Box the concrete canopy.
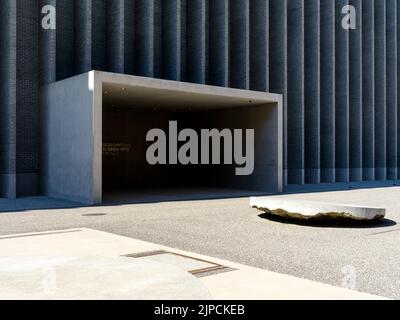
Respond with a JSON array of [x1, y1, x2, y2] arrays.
[[41, 71, 283, 204], [102, 75, 279, 111]]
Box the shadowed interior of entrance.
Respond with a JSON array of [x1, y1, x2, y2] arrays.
[[101, 79, 280, 200]]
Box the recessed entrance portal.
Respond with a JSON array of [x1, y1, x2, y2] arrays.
[[42, 71, 282, 204]]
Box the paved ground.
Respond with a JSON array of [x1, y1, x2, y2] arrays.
[[0, 187, 400, 299], [0, 228, 383, 300]]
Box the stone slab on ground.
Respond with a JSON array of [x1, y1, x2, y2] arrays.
[[250, 197, 386, 221]]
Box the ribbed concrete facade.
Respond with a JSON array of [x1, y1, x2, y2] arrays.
[[1, 0, 400, 198]]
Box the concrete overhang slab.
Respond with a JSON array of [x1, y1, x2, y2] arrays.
[[99, 71, 281, 111]]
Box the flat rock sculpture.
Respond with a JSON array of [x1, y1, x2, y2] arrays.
[[250, 197, 386, 222]]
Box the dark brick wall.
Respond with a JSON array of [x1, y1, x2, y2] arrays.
[[0, 0, 17, 197], [57, 0, 74, 80], [16, 0, 39, 195]]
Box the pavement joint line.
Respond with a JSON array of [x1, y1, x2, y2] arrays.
[[125, 250, 224, 268], [124, 250, 169, 259], [190, 266, 233, 277], [367, 228, 400, 236], [0, 229, 83, 241], [195, 267, 238, 278]]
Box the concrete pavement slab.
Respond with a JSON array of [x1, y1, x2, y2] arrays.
[[0, 228, 386, 300], [0, 256, 211, 300]]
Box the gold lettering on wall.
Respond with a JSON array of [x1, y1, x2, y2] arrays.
[[103, 143, 132, 157]]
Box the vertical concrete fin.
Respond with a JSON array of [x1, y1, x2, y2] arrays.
[[39, 0, 57, 196], [135, 0, 155, 77], [209, 0, 229, 87], [349, 0, 363, 181], [106, 0, 135, 74], [398, 1, 400, 179], [250, 0, 269, 92], [229, 0, 250, 89], [374, 0, 387, 180], [0, 0, 17, 198], [56, 0, 74, 80], [74, 0, 92, 74], [386, 0, 398, 180], [72, 0, 107, 73], [269, 0, 288, 185], [180, 0, 187, 82], [39, 0, 57, 85], [16, 0, 40, 196], [153, 0, 162, 79], [123, 0, 135, 75], [335, 0, 350, 183], [135, 0, 162, 78], [304, 0, 321, 184], [362, 0, 375, 181], [187, 0, 208, 84], [106, 0, 125, 73], [92, 0, 107, 71], [320, 0, 336, 183], [163, 0, 185, 81], [287, 0, 305, 184]]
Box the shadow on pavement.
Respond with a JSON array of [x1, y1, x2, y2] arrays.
[[101, 188, 271, 205], [0, 197, 86, 214], [258, 213, 397, 229], [0, 188, 269, 213]]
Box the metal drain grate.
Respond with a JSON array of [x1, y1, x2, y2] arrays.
[[124, 250, 235, 278]]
